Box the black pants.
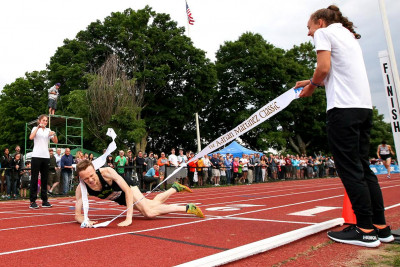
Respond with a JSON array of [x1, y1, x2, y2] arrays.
[[327, 108, 386, 229], [188, 171, 194, 187], [255, 166, 261, 182], [136, 166, 144, 189], [30, 157, 49, 203], [144, 176, 160, 190]]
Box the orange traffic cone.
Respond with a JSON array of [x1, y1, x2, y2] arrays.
[[342, 190, 357, 224]]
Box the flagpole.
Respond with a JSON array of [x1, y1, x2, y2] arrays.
[[379, 0, 400, 103], [195, 113, 201, 152], [185, 0, 190, 36], [185, 0, 201, 152]]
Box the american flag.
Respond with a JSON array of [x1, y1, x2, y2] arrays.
[[186, 1, 195, 25]]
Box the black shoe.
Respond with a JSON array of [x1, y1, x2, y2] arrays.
[[374, 225, 395, 243], [29, 202, 39, 209], [42, 202, 52, 208], [327, 225, 381, 248]]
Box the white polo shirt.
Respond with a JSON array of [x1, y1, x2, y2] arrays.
[[168, 154, 179, 167], [313, 23, 372, 111], [31, 127, 52, 158]]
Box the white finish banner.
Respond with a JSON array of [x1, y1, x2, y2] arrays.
[[80, 128, 118, 228], [90, 87, 303, 227], [379, 50, 400, 165]]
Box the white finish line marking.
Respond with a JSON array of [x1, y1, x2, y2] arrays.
[[288, 206, 341, 217], [176, 218, 344, 267], [206, 204, 266, 212]]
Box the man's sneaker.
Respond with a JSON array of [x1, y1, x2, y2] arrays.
[[186, 203, 205, 218], [374, 225, 395, 243], [29, 202, 39, 209], [327, 225, 380, 248], [42, 202, 52, 208], [172, 182, 193, 193]]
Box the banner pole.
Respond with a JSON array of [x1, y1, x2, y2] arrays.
[[379, 0, 400, 111]]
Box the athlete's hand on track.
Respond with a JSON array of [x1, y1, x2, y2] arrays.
[[118, 218, 132, 227], [82, 220, 98, 228]]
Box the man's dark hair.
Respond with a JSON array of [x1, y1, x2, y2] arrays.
[[76, 159, 94, 174]]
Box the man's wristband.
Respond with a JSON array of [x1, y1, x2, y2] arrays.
[[309, 79, 322, 87]]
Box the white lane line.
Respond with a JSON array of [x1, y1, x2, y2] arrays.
[[168, 181, 345, 202], [0, 217, 217, 256], [386, 203, 400, 210], [196, 184, 400, 209], [225, 195, 343, 218], [213, 184, 400, 219], [197, 186, 344, 208], [0, 216, 128, 232], [169, 177, 399, 202], [0, 183, 398, 254], [206, 215, 316, 225], [0, 214, 67, 221], [288, 206, 341, 217], [176, 218, 345, 267]]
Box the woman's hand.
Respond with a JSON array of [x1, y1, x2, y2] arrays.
[[299, 84, 316, 98], [295, 80, 310, 89]]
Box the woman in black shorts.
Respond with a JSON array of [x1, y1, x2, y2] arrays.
[[377, 140, 395, 179]]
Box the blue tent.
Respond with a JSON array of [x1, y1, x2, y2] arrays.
[[209, 141, 263, 158]]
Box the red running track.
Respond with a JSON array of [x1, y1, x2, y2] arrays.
[[0, 174, 399, 266]]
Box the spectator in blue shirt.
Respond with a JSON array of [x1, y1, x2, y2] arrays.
[[144, 164, 160, 191], [224, 155, 232, 185], [61, 148, 74, 195]]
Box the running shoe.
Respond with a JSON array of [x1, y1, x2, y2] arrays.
[[186, 203, 205, 218], [374, 225, 395, 243], [172, 182, 193, 193], [387, 175, 391, 179], [29, 202, 39, 209], [327, 225, 380, 248], [42, 202, 52, 208]]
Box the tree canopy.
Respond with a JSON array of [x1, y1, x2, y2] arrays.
[[48, 6, 217, 153], [205, 33, 327, 155], [0, 70, 48, 150], [0, 6, 393, 157]]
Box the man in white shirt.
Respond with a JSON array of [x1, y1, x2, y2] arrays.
[[48, 83, 60, 115], [167, 148, 179, 183]]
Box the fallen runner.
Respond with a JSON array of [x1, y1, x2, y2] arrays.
[[75, 159, 204, 227]]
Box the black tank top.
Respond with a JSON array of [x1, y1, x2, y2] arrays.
[[86, 169, 126, 206]]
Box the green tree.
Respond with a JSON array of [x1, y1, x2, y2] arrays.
[[48, 6, 217, 153], [209, 33, 326, 155], [0, 71, 48, 151], [278, 42, 328, 155]]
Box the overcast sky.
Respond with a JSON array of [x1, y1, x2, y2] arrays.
[[0, 0, 399, 121]]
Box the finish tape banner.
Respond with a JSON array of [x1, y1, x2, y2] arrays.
[[80, 128, 118, 228], [89, 87, 303, 227], [187, 87, 303, 163]]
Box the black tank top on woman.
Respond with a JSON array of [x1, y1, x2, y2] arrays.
[[85, 169, 126, 206]]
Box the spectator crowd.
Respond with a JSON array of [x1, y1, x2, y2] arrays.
[[2, 145, 393, 200]]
